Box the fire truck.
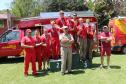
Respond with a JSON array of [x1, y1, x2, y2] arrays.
[[0, 11, 98, 57], [109, 16, 126, 54]]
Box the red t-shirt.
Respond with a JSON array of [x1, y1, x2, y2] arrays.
[[47, 28, 60, 41], [100, 32, 112, 47], [21, 36, 35, 53], [56, 17, 67, 27], [77, 25, 87, 39], [67, 19, 77, 35], [41, 34, 51, 56], [33, 36, 42, 51], [72, 18, 79, 26]]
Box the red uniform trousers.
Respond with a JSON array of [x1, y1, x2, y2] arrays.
[[24, 50, 36, 75], [42, 47, 51, 60], [35, 47, 42, 70], [51, 38, 60, 59]]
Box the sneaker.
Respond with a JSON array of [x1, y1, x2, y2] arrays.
[[68, 71, 73, 74], [100, 65, 103, 69], [84, 61, 87, 68], [61, 73, 65, 76]]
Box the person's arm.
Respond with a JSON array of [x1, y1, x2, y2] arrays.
[[100, 36, 107, 41], [41, 37, 47, 47], [21, 38, 34, 48], [77, 26, 83, 35], [59, 34, 69, 44], [107, 33, 112, 41], [35, 43, 42, 47], [69, 34, 74, 44]]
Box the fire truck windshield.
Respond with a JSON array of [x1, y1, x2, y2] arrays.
[[0, 30, 19, 42]]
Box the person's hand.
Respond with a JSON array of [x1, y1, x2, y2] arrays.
[[105, 39, 109, 43], [42, 44, 47, 47], [69, 40, 73, 44], [29, 46, 34, 48], [107, 38, 111, 41]]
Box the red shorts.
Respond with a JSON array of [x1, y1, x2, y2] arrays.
[[101, 47, 111, 56]]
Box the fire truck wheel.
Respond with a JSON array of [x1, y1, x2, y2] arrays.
[[122, 46, 126, 54]]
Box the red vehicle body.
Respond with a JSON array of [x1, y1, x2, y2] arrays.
[[0, 11, 98, 57], [109, 17, 126, 53]]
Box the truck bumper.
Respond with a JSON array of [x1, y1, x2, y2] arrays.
[[111, 46, 122, 52]]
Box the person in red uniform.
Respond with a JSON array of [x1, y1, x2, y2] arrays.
[[41, 29, 51, 72], [66, 14, 77, 53], [72, 13, 79, 27], [34, 29, 43, 71], [99, 26, 112, 69], [85, 19, 95, 64], [21, 29, 37, 77], [56, 10, 67, 28], [66, 14, 74, 35], [71, 13, 80, 53], [47, 20, 61, 59], [77, 18, 87, 67]]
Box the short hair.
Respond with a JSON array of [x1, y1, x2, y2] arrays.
[[59, 10, 64, 14]]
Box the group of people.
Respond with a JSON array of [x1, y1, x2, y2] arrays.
[[21, 10, 112, 77]]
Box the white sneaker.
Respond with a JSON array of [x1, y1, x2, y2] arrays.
[[100, 65, 103, 69]]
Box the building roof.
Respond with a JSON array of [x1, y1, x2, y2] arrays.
[[0, 14, 8, 19], [0, 14, 16, 19], [40, 11, 95, 19]]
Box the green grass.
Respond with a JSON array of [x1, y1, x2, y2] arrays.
[[0, 54, 126, 84]]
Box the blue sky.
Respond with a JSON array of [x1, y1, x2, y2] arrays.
[[0, 0, 13, 10]]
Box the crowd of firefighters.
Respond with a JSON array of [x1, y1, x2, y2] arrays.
[[21, 10, 112, 77]]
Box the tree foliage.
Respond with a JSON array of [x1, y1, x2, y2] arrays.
[[11, 0, 43, 17], [41, 0, 88, 12], [85, 0, 126, 29]]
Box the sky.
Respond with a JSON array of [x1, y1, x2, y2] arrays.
[[0, 0, 13, 10]]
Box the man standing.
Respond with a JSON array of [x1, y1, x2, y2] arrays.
[[71, 13, 79, 53], [47, 20, 60, 59], [21, 29, 37, 77], [60, 26, 74, 75], [77, 18, 87, 67], [99, 26, 112, 69], [41, 29, 51, 72], [56, 10, 67, 27], [34, 29, 43, 71], [85, 19, 95, 64]]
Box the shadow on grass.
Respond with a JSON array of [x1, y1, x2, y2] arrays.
[[110, 65, 121, 69], [0, 57, 24, 64], [28, 70, 49, 77], [87, 63, 121, 70], [87, 63, 101, 70], [70, 70, 85, 75]]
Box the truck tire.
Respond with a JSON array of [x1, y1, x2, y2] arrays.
[[122, 46, 126, 54]]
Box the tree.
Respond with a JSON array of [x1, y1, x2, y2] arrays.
[[84, 0, 126, 29], [41, 0, 88, 12], [11, 0, 43, 17]]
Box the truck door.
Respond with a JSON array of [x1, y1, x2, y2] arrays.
[[0, 30, 23, 57]]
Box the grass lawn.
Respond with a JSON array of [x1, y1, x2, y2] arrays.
[[0, 54, 126, 84]]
